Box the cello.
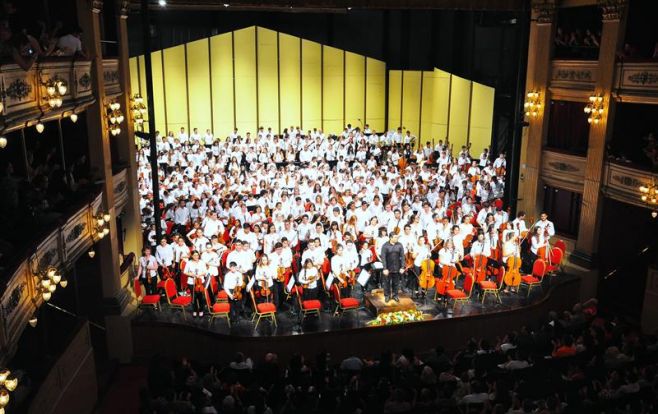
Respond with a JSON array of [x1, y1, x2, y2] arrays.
[[418, 257, 435, 290], [435, 265, 459, 297], [472, 255, 488, 283], [504, 256, 522, 289]]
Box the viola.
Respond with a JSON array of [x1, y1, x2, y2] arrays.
[[504, 256, 522, 288], [418, 258, 435, 290], [472, 254, 487, 283]]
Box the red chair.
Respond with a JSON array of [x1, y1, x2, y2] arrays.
[[479, 268, 504, 304], [546, 247, 564, 275], [134, 279, 161, 311], [295, 287, 322, 321], [205, 291, 230, 328], [519, 259, 547, 297], [249, 290, 277, 328], [494, 199, 503, 210], [446, 274, 475, 309], [330, 284, 360, 318], [164, 278, 192, 319], [554, 239, 567, 256]]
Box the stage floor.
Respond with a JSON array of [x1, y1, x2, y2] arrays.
[[133, 274, 577, 337]]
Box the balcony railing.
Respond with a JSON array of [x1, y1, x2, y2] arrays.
[[0, 58, 94, 132], [602, 160, 658, 209], [614, 60, 658, 102], [549, 60, 598, 92], [0, 191, 102, 363], [540, 149, 587, 193]]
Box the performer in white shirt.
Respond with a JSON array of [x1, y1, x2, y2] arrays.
[[298, 258, 319, 300], [137, 247, 159, 294], [155, 237, 174, 279], [185, 250, 209, 318], [223, 261, 245, 320], [254, 254, 276, 305]]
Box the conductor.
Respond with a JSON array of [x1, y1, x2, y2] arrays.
[[380, 232, 405, 303]]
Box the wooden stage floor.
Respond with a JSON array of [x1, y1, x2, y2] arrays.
[[132, 274, 579, 338]]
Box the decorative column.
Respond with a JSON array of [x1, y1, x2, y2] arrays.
[[516, 1, 556, 219], [77, 0, 133, 363], [573, 1, 627, 267], [115, 0, 143, 258]]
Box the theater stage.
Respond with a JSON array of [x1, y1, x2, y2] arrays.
[[132, 274, 581, 363]]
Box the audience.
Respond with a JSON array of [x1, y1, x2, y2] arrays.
[[135, 298, 658, 414], [554, 26, 601, 60]]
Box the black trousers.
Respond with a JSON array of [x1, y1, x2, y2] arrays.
[[141, 277, 157, 295], [382, 271, 400, 298], [303, 287, 318, 301], [192, 289, 205, 313]]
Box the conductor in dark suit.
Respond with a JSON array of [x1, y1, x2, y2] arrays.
[[380, 232, 405, 303]]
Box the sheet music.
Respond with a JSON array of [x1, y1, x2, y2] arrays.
[[357, 270, 370, 287], [246, 276, 255, 292], [285, 276, 295, 293], [325, 274, 334, 290]]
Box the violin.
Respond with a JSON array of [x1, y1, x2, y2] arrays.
[[504, 256, 522, 288], [472, 254, 488, 283], [194, 274, 205, 292], [259, 280, 271, 298], [405, 251, 415, 270], [418, 257, 435, 290], [233, 284, 244, 300], [276, 266, 287, 283]]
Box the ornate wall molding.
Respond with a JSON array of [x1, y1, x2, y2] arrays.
[[598, 0, 626, 21], [550, 61, 598, 91], [531, 0, 556, 24], [614, 62, 658, 102]]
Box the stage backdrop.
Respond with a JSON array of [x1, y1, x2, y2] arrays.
[[129, 25, 494, 154]]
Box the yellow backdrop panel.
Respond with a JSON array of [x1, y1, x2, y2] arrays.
[[388, 70, 402, 132], [448, 74, 471, 150], [256, 27, 279, 132], [365, 57, 385, 133], [210, 33, 234, 139], [469, 82, 495, 155], [138, 55, 148, 104], [344, 51, 365, 129], [279, 33, 301, 133], [401, 71, 421, 140], [163, 45, 188, 133], [322, 46, 344, 134], [431, 68, 450, 144], [186, 39, 211, 135], [420, 71, 434, 143], [150, 50, 166, 134], [129, 57, 139, 97], [301, 39, 322, 132], [234, 27, 257, 135]]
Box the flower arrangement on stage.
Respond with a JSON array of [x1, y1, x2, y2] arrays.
[[367, 310, 425, 327]]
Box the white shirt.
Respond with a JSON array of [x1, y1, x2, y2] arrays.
[[255, 264, 276, 288], [223, 270, 244, 299], [155, 244, 174, 267], [56, 34, 83, 56], [139, 255, 158, 278], [298, 267, 319, 289]]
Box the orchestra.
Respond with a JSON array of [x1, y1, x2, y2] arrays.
[[133, 125, 560, 325]]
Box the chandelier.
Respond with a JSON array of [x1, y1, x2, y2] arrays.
[[33, 266, 67, 303], [524, 91, 541, 118], [107, 101, 124, 136], [584, 95, 604, 124]]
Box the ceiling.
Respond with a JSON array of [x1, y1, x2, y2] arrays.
[[129, 0, 526, 12]]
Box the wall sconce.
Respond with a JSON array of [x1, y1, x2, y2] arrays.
[[70, 113, 78, 123], [107, 101, 124, 136], [524, 91, 541, 118], [0, 368, 19, 411], [130, 94, 147, 127], [584, 95, 604, 124], [42, 77, 67, 109], [94, 211, 111, 239], [28, 315, 38, 328], [0, 137, 6, 149], [639, 183, 658, 205], [35, 121, 45, 134], [33, 265, 66, 302]]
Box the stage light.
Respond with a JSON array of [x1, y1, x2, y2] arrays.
[[223, 2, 229, 6], [0, 137, 6, 149], [158, 0, 166, 6], [652, 210, 657, 219]]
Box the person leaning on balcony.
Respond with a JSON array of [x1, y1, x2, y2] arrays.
[[0, 19, 40, 70], [56, 24, 89, 59]]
